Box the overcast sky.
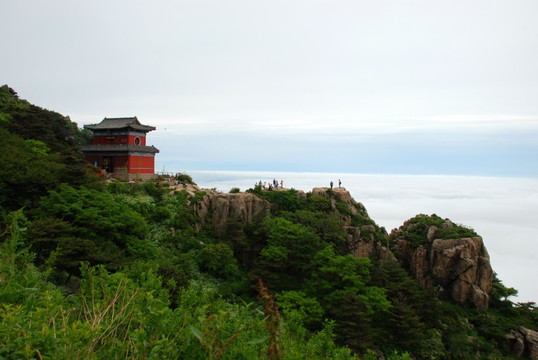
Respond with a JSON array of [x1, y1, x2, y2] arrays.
[[2, 0, 538, 176]]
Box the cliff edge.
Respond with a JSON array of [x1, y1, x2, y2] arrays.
[[390, 215, 494, 310], [190, 187, 494, 310]]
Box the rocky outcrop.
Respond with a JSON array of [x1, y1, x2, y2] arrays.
[[392, 220, 493, 310], [345, 225, 395, 261], [192, 187, 494, 311], [432, 237, 493, 310], [311, 187, 367, 216], [507, 327, 538, 359], [196, 191, 270, 233], [312, 187, 393, 260]]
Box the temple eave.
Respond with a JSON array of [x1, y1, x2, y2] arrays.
[[80, 144, 159, 154]]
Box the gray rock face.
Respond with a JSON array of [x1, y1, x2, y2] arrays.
[[345, 225, 394, 261], [507, 327, 538, 359], [395, 235, 493, 310], [196, 191, 270, 233], [427, 226, 437, 242]]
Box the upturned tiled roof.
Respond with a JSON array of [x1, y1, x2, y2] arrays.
[[80, 144, 160, 154], [84, 117, 156, 132]]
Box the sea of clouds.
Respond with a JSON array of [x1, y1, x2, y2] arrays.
[[178, 170, 538, 303]]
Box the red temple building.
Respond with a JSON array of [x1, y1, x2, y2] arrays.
[[81, 117, 159, 180]]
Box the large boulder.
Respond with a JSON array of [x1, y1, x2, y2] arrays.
[[507, 327, 538, 359], [431, 237, 493, 310], [392, 218, 494, 310]]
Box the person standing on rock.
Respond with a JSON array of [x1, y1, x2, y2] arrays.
[[280, 180, 283, 189], [338, 179, 341, 188], [330, 181, 333, 189]]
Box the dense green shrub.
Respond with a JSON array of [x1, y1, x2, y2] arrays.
[[30, 184, 151, 275], [256, 216, 321, 291], [276, 290, 325, 329], [246, 181, 264, 196], [335, 200, 352, 216], [106, 180, 132, 194], [0, 86, 103, 211], [198, 243, 240, 279], [350, 211, 376, 227], [436, 224, 478, 239], [306, 193, 332, 212], [177, 172, 196, 185], [282, 210, 348, 253], [401, 214, 479, 248], [263, 189, 306, 214], [0, 215, 359, 359], [0, 129, 64, 211]]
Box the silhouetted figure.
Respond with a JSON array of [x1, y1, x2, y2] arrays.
[[330, 181, 333, 189]]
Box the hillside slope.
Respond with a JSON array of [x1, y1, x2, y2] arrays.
[[1, 86, 537, 359]]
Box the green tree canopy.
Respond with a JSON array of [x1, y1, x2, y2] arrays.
[[257, 216, 320, 290], [0, 129, 64, 212], [197, 243, 240, 279], [31, 184, 150, 275]]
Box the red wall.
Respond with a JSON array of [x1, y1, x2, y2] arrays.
[[84, 155, 154, 174], [127, 155, 154, 174], [114, 156, 129, 171], [127, 135, 146, 145]]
